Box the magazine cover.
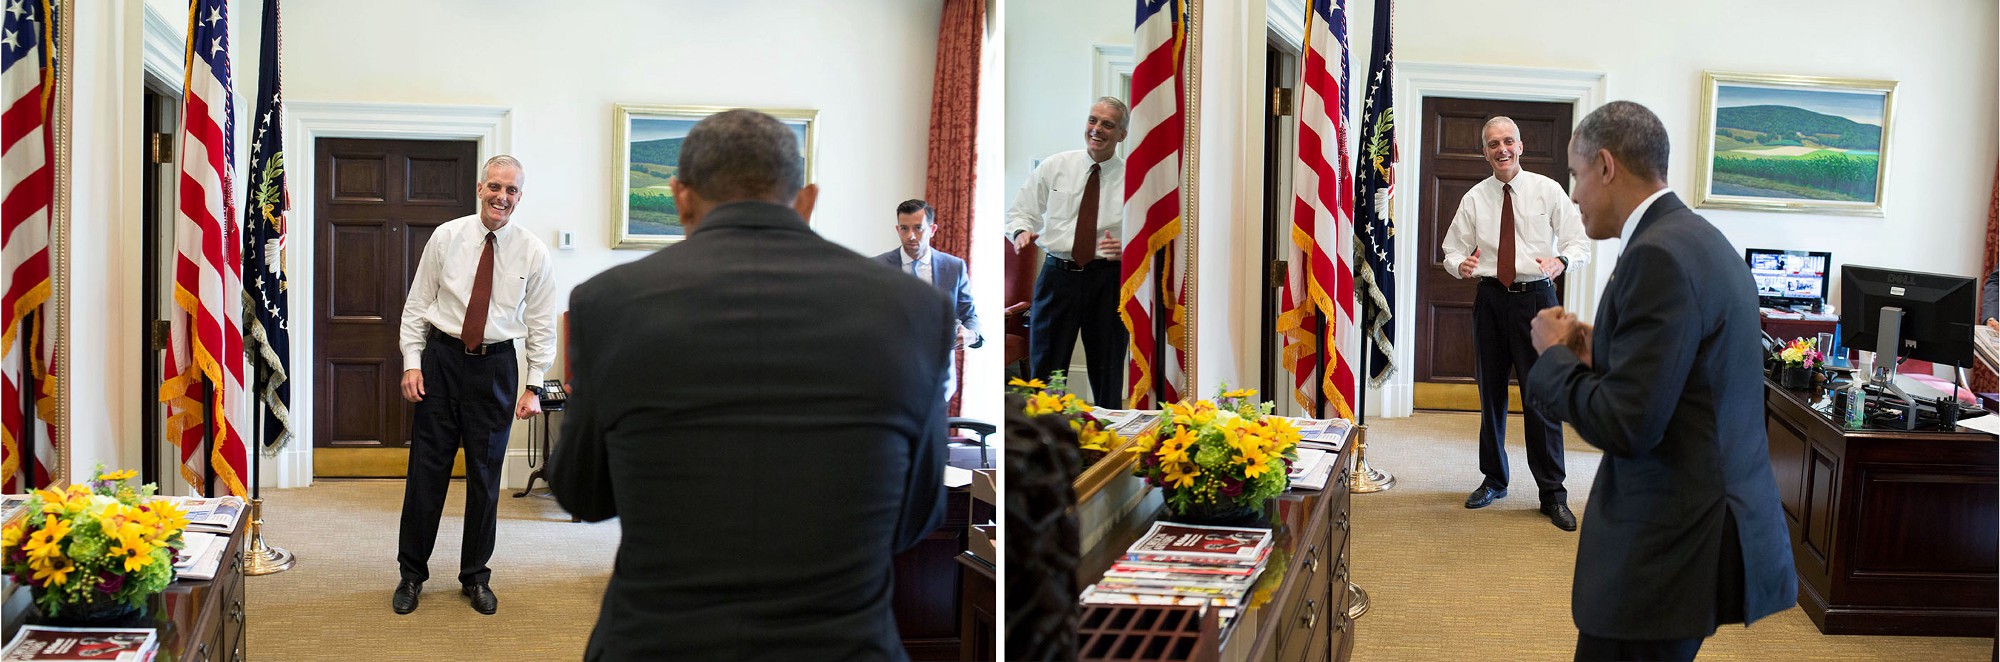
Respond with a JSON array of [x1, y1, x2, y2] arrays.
[[1, 626, 157, 661], [1128, 522, 1272, 562]]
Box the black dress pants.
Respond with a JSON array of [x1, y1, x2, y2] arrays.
[[1028, 256, 1126, 409], [397, 335, 517, 586], [1472, 278, 1566, 503]]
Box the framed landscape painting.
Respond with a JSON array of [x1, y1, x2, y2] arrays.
[[1693, 72, 1896, 216], [610, 105, 818, 249]]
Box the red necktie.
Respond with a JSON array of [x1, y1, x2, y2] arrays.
[[1071, 163, 1102, 266], [1497, 183, 1517, 285], [462, 231, 496, 347]]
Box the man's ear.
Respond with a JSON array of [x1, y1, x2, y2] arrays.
[[793, 183, 820, 225], [1596, 148, 1618, 184], [670, 176, 705, 230]]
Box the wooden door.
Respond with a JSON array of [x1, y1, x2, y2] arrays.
[[313, 138, 477, 477], [1412, 98, 1572, 411]]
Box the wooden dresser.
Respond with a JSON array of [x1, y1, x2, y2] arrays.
[[1075, 443, 1357, 662], [1763, 379, 1997, 636], [4, 522, 248, 662]]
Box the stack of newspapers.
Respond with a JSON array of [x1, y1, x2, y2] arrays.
[[1, 625, 157, 661], [1079, 522, 1274, 628]]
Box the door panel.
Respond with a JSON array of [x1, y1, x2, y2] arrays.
[[314, 138, 477, 477], [1413, 98, 1572, 411]]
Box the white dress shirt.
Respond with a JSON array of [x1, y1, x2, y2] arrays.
[[1005, 149, 1125, 262], [898, 247, 934, 286], [1441, 170, 1591, 282], [399, 214, 558, 386], [1620, 188, 1673, 247]]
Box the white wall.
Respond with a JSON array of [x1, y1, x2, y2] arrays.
[[1004, 0, 1133, 202], [60, 0, 990, 490], [1196, 0, 1998, 411]]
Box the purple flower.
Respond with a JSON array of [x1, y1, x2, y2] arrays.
[[96, 572, 124, 594], [1220, 477, 1244, 497]]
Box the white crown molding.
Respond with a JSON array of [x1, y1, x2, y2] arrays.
[[1266, 0, 1307, 54], [140, 1, 184, 87], [276, 101, 513, 489], [1379, 61, 1606, 418]]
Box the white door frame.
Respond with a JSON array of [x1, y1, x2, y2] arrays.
[[1380, 62, 1606, 418], [276, 102, 512, 488]]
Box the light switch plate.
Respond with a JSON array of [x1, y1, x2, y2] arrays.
[[558, 230, 575, 250]]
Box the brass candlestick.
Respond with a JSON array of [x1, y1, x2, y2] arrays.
[[1348, 424, 1395, 493], [241, 497, 296, 576]]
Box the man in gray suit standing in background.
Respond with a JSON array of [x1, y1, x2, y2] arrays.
[[1526, 100, 1796, 661], [878, 199, 981, 399]]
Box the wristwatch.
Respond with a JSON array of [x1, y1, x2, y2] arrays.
[[1557, 256, 1570, 270], [524, 384, 543, 396]]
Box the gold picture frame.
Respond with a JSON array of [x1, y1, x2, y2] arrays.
[[609, 104, 819, 249], [1692, 71, 1896, 216]]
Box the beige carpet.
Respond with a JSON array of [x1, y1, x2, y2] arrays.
[[1350, 411, 1993, 661], [245, 480, 613, 660]]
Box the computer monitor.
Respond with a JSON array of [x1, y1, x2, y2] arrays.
[[1745, 248, 1831, 309], [1839, 264, 1977, 368]]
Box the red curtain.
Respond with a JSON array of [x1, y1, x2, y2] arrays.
[[927, 0, 984, 416], [1974, 165, 1998, 395]]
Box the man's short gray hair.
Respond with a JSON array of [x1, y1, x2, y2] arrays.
[[1571, 101, 1670, 183], [1094, 96, 1130, 128], [1482, 116, 1519, 141], [479, 154, 523, 183], [677, 109, 805, 204]]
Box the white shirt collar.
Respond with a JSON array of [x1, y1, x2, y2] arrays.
[[899, 247, 929, 266], [1619, 188, 1673, 246]]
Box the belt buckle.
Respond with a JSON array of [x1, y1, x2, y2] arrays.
[[1059, 258, 1084, 272], [463, 340, 487, 356]]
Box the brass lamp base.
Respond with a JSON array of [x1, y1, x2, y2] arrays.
[[1348, 425, 1396, 494], [241, 498, 296, 576], [1347, 583, 1371, 620]]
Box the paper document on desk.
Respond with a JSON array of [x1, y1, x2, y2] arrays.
[[1974, 325, 1998, 371], [943, 466, 973, 488], [1958, 411, 2000, 436]]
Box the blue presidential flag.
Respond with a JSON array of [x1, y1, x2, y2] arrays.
[[242, 0, 292, 452], [1353, 0, 1396, 386]]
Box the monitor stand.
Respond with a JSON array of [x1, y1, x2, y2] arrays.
[[1868, 306, 1917, 430]]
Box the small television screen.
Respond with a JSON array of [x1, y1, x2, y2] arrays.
[[1745, 248, 1831, 308]]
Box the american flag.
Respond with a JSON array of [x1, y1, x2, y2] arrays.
[[1354, 0, 1396, 387], [243, 0, 292, 453], [1, 0, 54, 491], [1278, 0, 1358, 420], [161, 0, 249, 497], [1119, 0, 1187, 408]]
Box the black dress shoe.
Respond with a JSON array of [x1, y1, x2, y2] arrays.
[[1464, 485, 1506, 509], [1543, 503, 1578, 531], [391, 580, 421, 614], [463, 583, 498, 615]]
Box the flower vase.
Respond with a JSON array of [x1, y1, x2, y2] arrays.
[[1781, 366, 1813, 390], [1165, 495, 1258, 526], [30, 588, 146, 625]]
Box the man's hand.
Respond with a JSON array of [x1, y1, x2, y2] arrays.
[[1095, 230, 1119, 259], [1458, 249, 1480, 278], [516, 390, 542, 420], [1567, 323, 1595, 370], [1012, 231, 1038, 251], [956, 324, 979, 350], [401, 369, 425, 403], [1532, 307, 1578, 355], [1987, 318, 1998, 332], [1537, 256, 1566, 279]]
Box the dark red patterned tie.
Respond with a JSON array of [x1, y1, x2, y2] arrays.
[[462, 232, 496, 347], [1071, 163, 1102, 266], [1497, 184, 1517, 285]]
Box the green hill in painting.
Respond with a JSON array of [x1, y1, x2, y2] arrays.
[[631, 137, 683, 167], [1715, 105, 1880, 150]]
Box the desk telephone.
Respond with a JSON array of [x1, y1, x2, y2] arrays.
[[537, 379, 567, 408]]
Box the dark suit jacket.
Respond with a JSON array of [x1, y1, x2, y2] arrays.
[[1526, 193, 1797, 640], [550, 201, 951, 662], [874, 247, 980, 345]]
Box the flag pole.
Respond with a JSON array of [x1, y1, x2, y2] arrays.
[[17, 312, 36, 492], [242, 313, 293, 576]]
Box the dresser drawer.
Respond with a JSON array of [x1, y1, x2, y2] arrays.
[[1275, 580, 1333, 662]]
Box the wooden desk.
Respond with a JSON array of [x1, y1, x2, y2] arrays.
[[896, 485, 995, 660], [1076, 443, 1356, 662], [1763, 379, 1997, 636], [6, 522, 248, 661]]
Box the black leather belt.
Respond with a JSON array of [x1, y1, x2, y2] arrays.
[[1480, 277, 1553, 293], [1045, 255, 1117, 272], [429, 328, 513, 356]]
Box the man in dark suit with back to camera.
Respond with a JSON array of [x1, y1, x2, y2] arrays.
[[877, 198, 981, 398], [1526, 100, 1796, 661], [550, 109, 950, 662]]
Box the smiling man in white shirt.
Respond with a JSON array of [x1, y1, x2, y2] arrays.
[[1440, 116, 1590, 531], [391, 154, 556, 617], [1006, 97, 1129, 407]]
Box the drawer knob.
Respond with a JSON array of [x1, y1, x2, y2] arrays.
[[1338, 511, 1350, 532], [1301, 599, 1318, 630], [1336, 561, 1349, 583], [230, 599, 244, 623]]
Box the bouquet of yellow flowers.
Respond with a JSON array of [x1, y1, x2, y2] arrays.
[[2, 466, 189, 619], [1009, 373, 1123, 463], [1129, 386, 1301, 519]]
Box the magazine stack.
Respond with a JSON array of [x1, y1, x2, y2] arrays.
[[1, 626, 157, 661], [1078, 522, 1274, 628]]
